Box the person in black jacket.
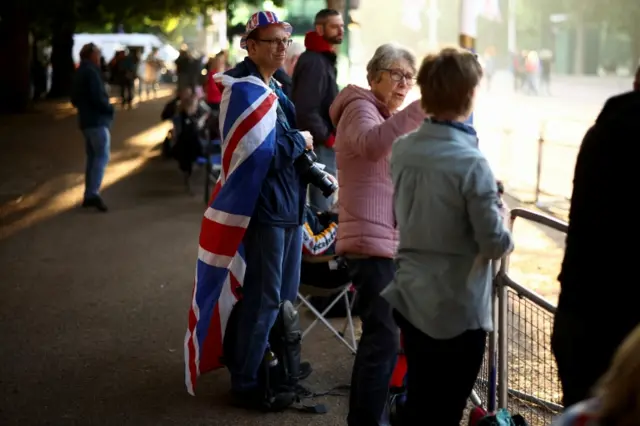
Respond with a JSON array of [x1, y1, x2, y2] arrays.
[[292, 9, 343, 211], [71, 43, 115, 212], [551, 89, 640, 408]]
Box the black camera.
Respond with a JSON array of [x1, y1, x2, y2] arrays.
[[294, 149, 338, 198]]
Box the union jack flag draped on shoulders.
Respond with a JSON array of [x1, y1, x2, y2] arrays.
[[184, 73, 278, 396]]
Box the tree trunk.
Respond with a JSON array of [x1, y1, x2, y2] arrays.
[[48, 16, 76, 99], [0, 5, 31, 113]]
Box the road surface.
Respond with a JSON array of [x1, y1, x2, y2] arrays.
[[0, 97, 353, 426], [0, 80, 582, 425], [475, 72, 632, 213]]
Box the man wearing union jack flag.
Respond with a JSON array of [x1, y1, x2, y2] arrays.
[[185, 11, 316, 411]]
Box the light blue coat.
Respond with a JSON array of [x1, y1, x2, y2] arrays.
[[381, 120, 513, 339]]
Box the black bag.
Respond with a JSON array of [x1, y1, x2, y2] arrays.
[[475, 409, 529, 426], [222, 298, 330, 413], [269, 299, 303, 386], [160, 97, 179, 121]]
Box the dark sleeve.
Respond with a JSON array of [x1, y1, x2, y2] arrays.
[[568, 127, 598, 221], [304, 205, 322, 231], [269, 125, 306, 172], [302, 206, 339, 255], [292, 57, 331, 146], [89, 70, 114, 115], [161, 99, 178, 121], [566, 125, 609, 234], [559, 126, 604, 281]]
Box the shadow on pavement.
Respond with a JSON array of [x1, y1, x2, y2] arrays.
[[0, 110, 353, 424], [0, 95, 174, 240]]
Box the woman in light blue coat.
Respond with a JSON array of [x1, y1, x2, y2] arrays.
[[382, 47, 514, 426]]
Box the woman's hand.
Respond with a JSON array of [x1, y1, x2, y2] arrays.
[[299, 131, 314, 150], [327, 173, 337, 184]]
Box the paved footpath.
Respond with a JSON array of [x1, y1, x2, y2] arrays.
[[0, 96, 353, 426], [0, 92, 567, 426]]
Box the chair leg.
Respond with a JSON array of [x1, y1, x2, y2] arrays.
[[340, 289, 357, 336], [299, 288, 348, 337], [297, 290, 357, 354], [341, 291, 358, 352]]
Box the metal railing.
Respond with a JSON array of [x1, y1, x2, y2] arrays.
[[490, 118, 589, 217], [473, 208, 568, 425], [531, 119, 586, 215]]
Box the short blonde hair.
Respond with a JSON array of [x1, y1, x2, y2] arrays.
[[416, 46, 483, 117], [595, 324, 640, 425]]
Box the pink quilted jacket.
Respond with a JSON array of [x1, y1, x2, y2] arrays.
[[330, 85, 425, 258]]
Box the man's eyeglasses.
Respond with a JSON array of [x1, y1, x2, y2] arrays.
[[257, 38, 293, 48], [382, 69, 416, 85]]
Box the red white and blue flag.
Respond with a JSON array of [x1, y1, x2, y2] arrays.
[[184, 74, 278, 396]]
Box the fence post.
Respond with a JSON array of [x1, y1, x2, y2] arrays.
[[497, 272, 509, 408], [487, 275, 498, 412], [534, 121, 545, 206], [497, 214, 516, 409]]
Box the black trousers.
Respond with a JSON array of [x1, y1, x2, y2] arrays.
[[347, 257, 399, 426], [120, 81, 134, 105], [394, 312, 486, 426]]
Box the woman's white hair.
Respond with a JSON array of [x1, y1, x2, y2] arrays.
[[366, 43, 417, 84], [287, 41, 305, 59]]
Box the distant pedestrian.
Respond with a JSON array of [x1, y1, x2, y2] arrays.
[[71, 43, 114, 212], [539, 49, 553, 95]]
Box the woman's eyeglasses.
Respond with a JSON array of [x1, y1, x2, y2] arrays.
[[381, 69, 416, 85]]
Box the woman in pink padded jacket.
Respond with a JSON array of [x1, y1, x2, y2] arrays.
[[329, 43, 426, 426]]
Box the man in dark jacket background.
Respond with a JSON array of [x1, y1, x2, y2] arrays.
[[71, 43, 114, 212], [292, 8, 343, 211], [551, 86, 640, 408]]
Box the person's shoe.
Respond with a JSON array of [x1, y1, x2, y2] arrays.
[[297, 361, 312, 381], [231, 387, 295, 412], [82, 196, 108, 212]]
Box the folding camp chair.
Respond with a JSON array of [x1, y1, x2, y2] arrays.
[[296, 254, 358, 354]]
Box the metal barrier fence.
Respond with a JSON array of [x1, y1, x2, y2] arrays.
[[473, 208, 568, 426], [487, 118, 589, 217]]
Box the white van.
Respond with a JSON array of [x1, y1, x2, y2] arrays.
[[73, 33, 180, 75]]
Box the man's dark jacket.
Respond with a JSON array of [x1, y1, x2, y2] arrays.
[[224, 57, 307, 227], [558, 90, 639, 332], [71, 60, 114, 130], [291, 31, 338, 148]]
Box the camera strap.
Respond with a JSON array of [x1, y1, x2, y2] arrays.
[[269, 79, 293, 133]]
